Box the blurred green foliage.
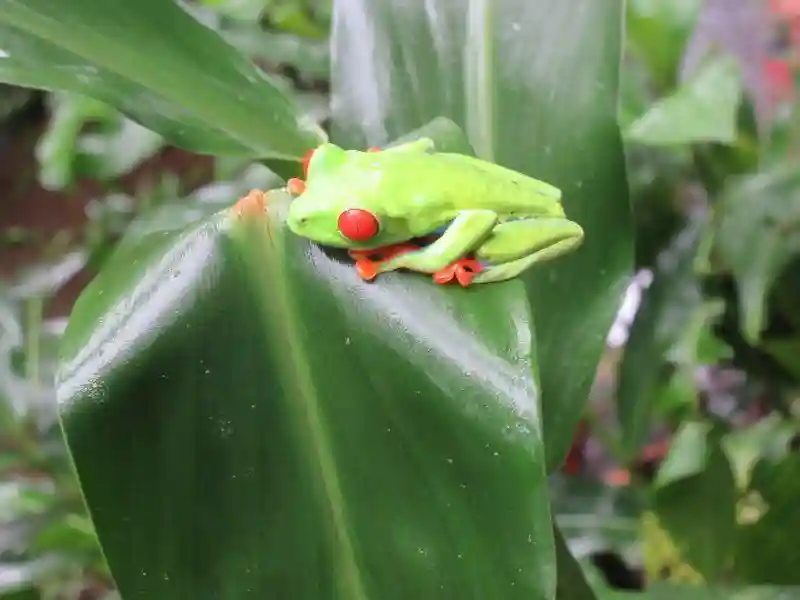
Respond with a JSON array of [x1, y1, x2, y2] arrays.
[[1, 0, 799, 598]]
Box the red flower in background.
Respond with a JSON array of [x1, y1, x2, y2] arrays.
[[764, 57, 795, 105], [771, 0, 800, 47], [771, 0, 800, 16], [765, 0, 799, 108]]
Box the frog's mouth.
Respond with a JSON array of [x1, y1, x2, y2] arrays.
[[285, 213, 351, 248]]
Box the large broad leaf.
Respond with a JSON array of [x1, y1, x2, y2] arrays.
[[57, 127, 556, 600], [0, 0, 325, 159], [330, 0, 632, 472]]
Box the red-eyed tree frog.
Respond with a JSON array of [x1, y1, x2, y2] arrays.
[[284, 138, 584, 287]]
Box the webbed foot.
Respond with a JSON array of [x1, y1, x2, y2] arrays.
[[432, 258, 484, 287]]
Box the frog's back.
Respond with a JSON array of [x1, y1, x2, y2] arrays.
[[371, 151, 564, 218]]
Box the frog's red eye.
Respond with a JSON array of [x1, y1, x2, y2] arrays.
[[302, 148, 316, 177], [338, 209, 380, 241]]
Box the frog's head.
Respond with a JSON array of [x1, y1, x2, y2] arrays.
[[286, 144, 414, 249]]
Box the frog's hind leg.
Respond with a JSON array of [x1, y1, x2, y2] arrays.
[[370, 210, 498, 278], [470, 251, 563, 284], [470, 217, 584, 284]]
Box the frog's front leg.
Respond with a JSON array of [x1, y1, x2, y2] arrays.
[[365, 210, 497, 280], [471, 217, 584, 284]]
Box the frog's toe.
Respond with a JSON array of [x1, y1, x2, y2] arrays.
[[453, 259, 484, 287], [433, 258, 484, 287], [433, 264, 457, 285], [354, 258, 379, 281], [287, 178, 306, 195]]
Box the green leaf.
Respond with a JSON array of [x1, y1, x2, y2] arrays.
[[653, 421, 737, 581], [330, 0, 632, 473], [57, 130, 556, 599], [721, 413, 795, 490], [680, 0, 773, 126], [28, 513, 100, 559], [616, 214, 705, 459], [734, 453, 800, 584], [716, 164, 800, 343], [626, 0, 704, 88], [35, 93, 164, 191], [654, 421, 711, 487], [34, 93, 116, 190], [261, 0, 329, 38], [0, 0, 325, 159], [626, 55, 743, 145], [666, 300, 731, 366], [0, 587, 41, 600]]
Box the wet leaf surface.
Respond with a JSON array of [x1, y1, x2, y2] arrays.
[[57, 132, 556, 599], [330, 0, 633, 473]]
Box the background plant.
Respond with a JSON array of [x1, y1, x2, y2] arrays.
[[0, 0, 799, 598]]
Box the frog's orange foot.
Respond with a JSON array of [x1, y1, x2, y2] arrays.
[[354, 258, 379, 281], [287, 177, 306, 196], [232, 189, 268, 219], [366, 147, 382, 153], [433, 259, 484, 287]]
